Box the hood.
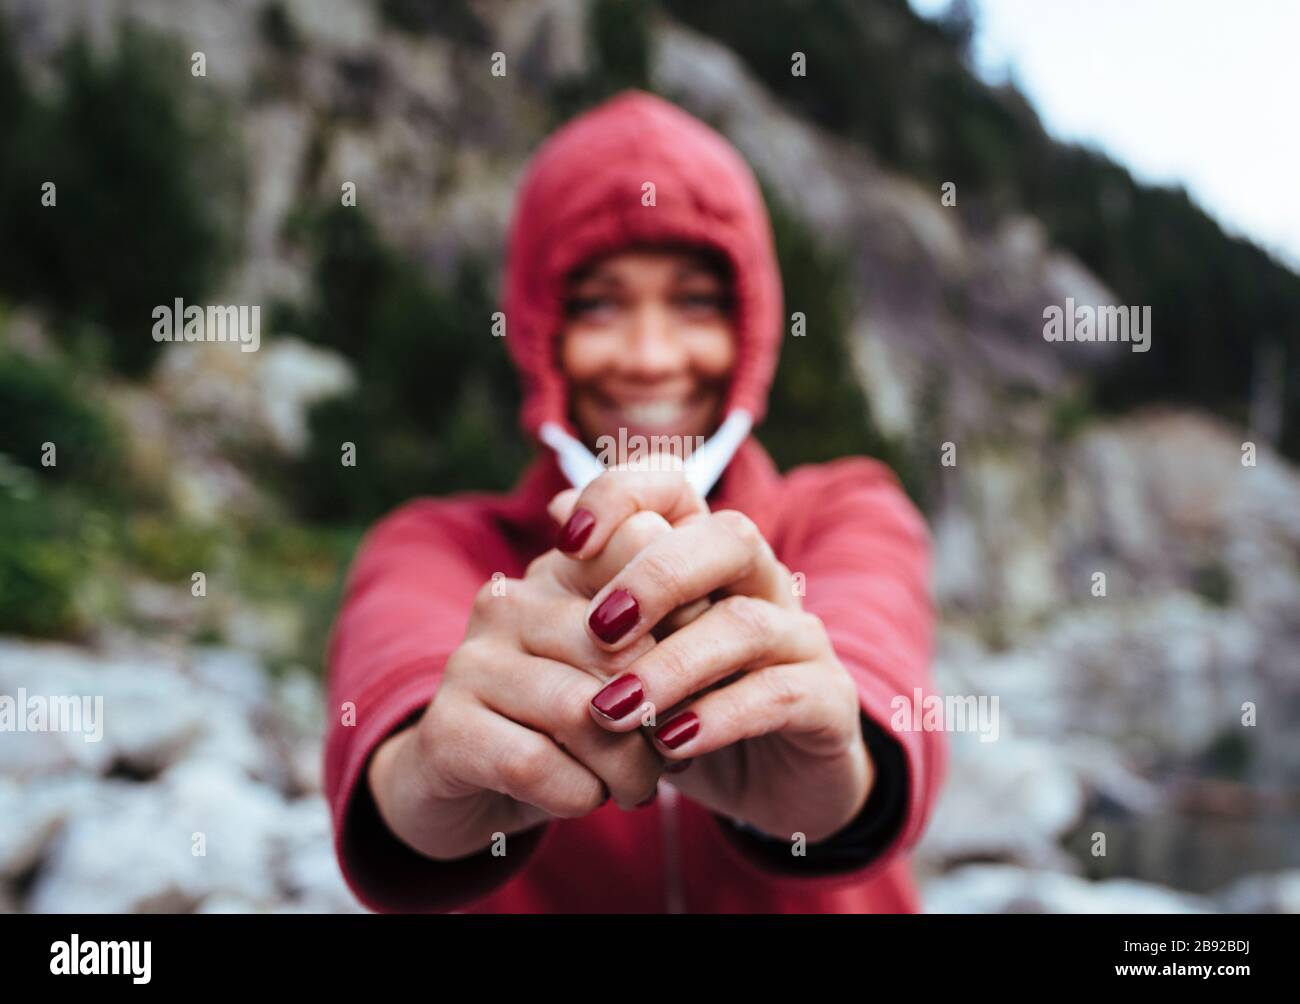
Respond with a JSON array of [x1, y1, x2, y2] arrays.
[[503, 90, 784, 442]]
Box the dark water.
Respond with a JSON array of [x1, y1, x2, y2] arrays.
[[1067, 809, 1300, 894]]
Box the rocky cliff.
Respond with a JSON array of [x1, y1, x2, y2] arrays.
[[1, 0, 1296, 912]]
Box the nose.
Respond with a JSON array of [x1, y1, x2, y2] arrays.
[[622, 302, 686, 378]]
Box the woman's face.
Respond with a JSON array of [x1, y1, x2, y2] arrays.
[[559, 247, 737, 449]]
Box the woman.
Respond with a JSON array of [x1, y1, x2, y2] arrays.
[[324, 91, 947, 913]]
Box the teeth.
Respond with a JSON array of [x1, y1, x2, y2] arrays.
[[621, 401, 685, 426]]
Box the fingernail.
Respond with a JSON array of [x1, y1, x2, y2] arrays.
[[557, 508, 596, 553], [590, 673, 644, 720], [655, 712, 699, 750], [665, 758, 693, 774], [588, 589, 639, 644], [636, 790, 658, 808]]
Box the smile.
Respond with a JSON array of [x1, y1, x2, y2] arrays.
[[618, 400, 687, 426]]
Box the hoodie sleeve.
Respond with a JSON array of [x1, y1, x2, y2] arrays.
[[322, 500, 547, 913], [710, 458, 948, 886]]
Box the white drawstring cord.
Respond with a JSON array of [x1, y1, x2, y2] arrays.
[[538, 409, 752, 499], [538, 421, 607, 490]]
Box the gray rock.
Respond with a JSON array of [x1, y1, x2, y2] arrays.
[[272, 798, 363, 913], [0, 774, 101, 879], [29, 761, 287, 913], [918, 729, 1085, 871], [255, 339, 356, 456], [2, 631, 358, 913], [924, 864, 1214, 914], [1215, 870, 1300, 914]]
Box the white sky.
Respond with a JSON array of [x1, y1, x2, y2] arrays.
[[909, 0, 1300, 271]]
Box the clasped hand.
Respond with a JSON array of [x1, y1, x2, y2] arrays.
[[368, 469, 873, 862]]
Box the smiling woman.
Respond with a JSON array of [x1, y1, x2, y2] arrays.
[[324, 90, 946, 914], [560, 245, 737, 452]]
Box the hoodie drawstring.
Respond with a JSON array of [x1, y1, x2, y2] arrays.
[[539, 409, 753, 499]]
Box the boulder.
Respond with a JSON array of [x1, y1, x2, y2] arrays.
[[924, 864, 1213, 914]]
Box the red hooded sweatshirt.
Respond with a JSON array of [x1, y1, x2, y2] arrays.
[[323, 91, 947, 913]]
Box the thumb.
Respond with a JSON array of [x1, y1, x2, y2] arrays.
[[547, 488, 581, 526]]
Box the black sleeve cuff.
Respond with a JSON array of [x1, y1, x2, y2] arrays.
[[717, 710, 911, 875]]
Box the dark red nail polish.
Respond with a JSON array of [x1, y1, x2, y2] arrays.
[[557, 508, 596, 553], [665, 759, 693, 774], [591, 673, 644, 720], [588, 589, 639, 644], [655, 712, 699, 750]]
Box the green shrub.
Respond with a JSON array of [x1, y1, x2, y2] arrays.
[[0, 16, 242, 376], [0, 490, 92, 637], [1201, 726, 1252, 779], [590, 0, 654, 91], [280, 203, 527, 521], [124, 517, 223, 583], [236, 522, 363, 676], [758, 187, 915, 496], [549, 0, 654, 122], [257, 1, 301, 53], [1048, 386, 1093, 442], [0, 348, 122, 488], [1191, 560, 1234, 608]]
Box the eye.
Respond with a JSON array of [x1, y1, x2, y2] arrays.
[[674, 290, 730, 315], [566, 294, 619, 320]]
